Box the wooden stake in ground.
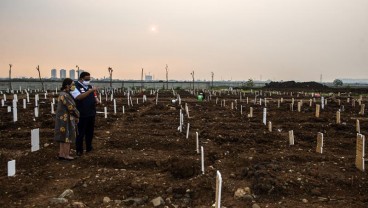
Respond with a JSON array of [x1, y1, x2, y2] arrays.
[[249, 107, 253, 118], [315, 104, 320, 118], [359, 104, 365, 115], [34, 107, 39, 118], [355, 134, 365, 171], [289, 130, 294, 145], [356, 119, 360, 133], [186, 123, 190, 139], [215, 171, 222, 208], [196, 132, 199, 154], [297, 101, 301, 112], [336, 111, 341, 124], [51, 103, 55, 114], [268, 121, 272, 132], [316, 132, 323, 154], [185, 103, 190, 118]]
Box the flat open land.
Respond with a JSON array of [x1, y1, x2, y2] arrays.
[[0, 89, 367, 207]]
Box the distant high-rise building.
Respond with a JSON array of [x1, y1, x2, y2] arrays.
[[145, 74, 153, 81], [69, 69, 76, 80], [51, 69, 57, 79], [60, 69, 67, 79]]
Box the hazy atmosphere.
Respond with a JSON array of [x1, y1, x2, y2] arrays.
[[1, 0, 367, 81]]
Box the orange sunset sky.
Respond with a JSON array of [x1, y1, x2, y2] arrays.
[[1, 0, 367, 81]]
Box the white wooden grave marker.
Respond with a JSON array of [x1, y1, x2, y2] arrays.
[[215, 171, 222, 208], [263, 108, 267, 125], [8, 160, 16, 177], [201, 146, 205, 174], [355, 134, 365, 171], [104, 107, 108, 118], [31, 128, 40, 152], [23, 99, 26, 109], [179, 109, 183, 132], [13, 100, 17, 122], [113, 99, 117, 114], [321, 97, 324, 109], [289, 130, 294, 145]]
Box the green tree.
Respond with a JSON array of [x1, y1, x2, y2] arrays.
[[245, 79, 254, 87], [333, 79, 343, 87]]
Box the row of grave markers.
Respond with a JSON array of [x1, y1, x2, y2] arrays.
[[215, 94, 366, 172], [175, 100, 222, 207], [7, 128, 40, 176]]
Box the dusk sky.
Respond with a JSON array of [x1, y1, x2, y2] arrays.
[[0, 0, 367, 81]]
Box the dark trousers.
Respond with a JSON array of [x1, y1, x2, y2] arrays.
[[76, 116, 95, 153]]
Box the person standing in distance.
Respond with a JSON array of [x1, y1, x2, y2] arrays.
[[71, 72, 99, 156]]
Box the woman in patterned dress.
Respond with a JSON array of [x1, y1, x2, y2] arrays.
[[54, 78, 80, 160]]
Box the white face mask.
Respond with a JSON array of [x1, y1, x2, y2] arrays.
[[82, 80, 90, 85]]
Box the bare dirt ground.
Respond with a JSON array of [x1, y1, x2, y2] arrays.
[[0, 89, 367, 207]]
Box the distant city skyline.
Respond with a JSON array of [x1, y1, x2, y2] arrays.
[[1, 0, 367, 82]]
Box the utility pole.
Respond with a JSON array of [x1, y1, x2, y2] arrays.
[[36, 65, 44, 91], [76, 65, 80, 78], [190, 70, 195, 92], [165, 64, 169, 90], [211, 72, 214, 89], [108, 67, 113, 89], [141, 68, 144, 92], [9, 64, 12, 90]]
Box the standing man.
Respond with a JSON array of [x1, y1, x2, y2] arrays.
[[71, 72, 99, 156]]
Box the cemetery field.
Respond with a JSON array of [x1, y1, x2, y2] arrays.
[[0, 89, 367, 207]]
